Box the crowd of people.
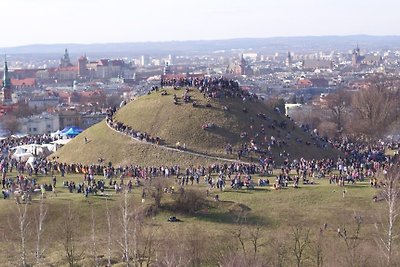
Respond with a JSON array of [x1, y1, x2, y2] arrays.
[[1, 131, 396, 202], [161, 76, 254, 101], [1, 79, 399, 202], [106, 107, 162, 145]]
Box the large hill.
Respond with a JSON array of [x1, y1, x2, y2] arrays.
[[52, 88, 339, 166]]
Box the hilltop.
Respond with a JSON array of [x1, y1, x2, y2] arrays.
[[52, 87, 339, 166]]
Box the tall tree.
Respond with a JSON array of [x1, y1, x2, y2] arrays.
[[34, 196, 47, 265], [351, 78, 399, 140], [375, 166, 400, 266], [324, 89, 351, 136], [15, 200, 30, 267]]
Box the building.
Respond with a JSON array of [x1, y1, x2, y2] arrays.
[[19, 112, 60, 135], [302, 59, 332, 70], [352, 45, 382, 68], [285, 103, 302, 116], [226, 54, 253, 76], [81, 113, 106, 128], [352, 45, 361, 67], [78, 55, 88, 78], [11, 78, 36, 89], [286, 52, 292, 67], [163, 62, 172, 75], [85, 59, 134, 79], [54, 66, 79, 80], [57, 109, 106, 129], [28, 95, 60, 109], [140, 55, 150, 66], [0, 58, 18, 117], [60, 48, 72, 68], [1, 59, 12, 104], [58, 109, 82, 129]]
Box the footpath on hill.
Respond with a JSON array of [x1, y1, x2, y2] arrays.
[[106, 121, 252, 164]]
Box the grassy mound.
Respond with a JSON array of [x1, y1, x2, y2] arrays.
[[51, 122, 223, 166], [53, 87, 338, 166]]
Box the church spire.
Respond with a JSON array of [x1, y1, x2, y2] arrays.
[[3, 56, 11, 89], [2, 55, 12, 104]]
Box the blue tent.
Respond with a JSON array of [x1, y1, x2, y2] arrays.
[[63, 126, 83, 136], [61, 127, 70, 133]]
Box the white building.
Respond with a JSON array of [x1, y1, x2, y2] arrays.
[[20, 113, 60, 135], [28, 95, 60, 109]]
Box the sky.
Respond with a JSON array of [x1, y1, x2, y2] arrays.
[[1, 0, 399, 47]]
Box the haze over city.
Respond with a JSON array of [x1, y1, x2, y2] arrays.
[[2, 0, 400, 47]]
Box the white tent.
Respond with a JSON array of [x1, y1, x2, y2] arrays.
[[51, 130, 63, 138], [41, 143, 57, 153], [14, 147, 27, 154], [12, 151, 34, 161], [25, 156, 36, 169], [51, 139, 71, 145]]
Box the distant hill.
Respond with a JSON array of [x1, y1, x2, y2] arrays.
[[2, 35, 400, 57], [52, 88, 339, 166]]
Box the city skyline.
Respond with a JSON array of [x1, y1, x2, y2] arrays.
[[2, 0, 400, 47]]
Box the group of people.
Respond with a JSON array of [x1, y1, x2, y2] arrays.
[[1, 81, 399, 201], [0, 135, 396, 203], [106, 107, 161, 145]]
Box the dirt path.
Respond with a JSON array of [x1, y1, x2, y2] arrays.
[[106, 121, 251, 164]]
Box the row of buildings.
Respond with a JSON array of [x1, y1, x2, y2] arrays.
[[19, 110, 106, 135]]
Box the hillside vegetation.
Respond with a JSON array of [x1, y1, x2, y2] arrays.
[[53, 87, 338, 166]]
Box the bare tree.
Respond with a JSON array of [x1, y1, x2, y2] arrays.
[[291, 225, 310, 267], [117, 188, 132, 266], [3, 115, 20, 135], [60, 203, 83, 267], [90, 203, 99, 267], [136, 225, 158, 267], [230, 214, 267, 266], [34, 196, 47, 265], [337, 214, 364, 267], [268, 233, 289, 267], [249, 225, 265, 261], [324, 89, 351, 136], [351, 78, 399, 140], [156, 230, 191, 267], [146, 177, 167, 211], [375, 166, 400, 266], [15, 199, 30, 267], [311, 226, 326, 267], [105, 197, 113, 267]]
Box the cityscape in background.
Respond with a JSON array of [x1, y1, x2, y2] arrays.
[[0, 36, 399, 137]]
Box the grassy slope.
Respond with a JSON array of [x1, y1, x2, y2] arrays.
[[51, 122, 223, 167], [53, 87, 339, 166], [114, 88, 337, 159], [0, 171, 382, 266]]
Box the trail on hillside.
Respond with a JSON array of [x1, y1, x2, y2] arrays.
[[106, 121, 252, 164]]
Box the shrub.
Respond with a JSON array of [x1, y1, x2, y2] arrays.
[[173, 188, 207, 214]]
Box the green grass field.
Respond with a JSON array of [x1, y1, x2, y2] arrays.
[[0, 169, 388, 267]]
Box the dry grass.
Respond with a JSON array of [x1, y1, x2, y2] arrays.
[[0, 169, 388, 266], [53, 87, 338, 166]]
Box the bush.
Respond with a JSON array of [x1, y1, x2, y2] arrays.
[[173, 188, 207, 214]]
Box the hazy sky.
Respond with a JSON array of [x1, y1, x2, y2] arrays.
[[2, 0, 399, 47]]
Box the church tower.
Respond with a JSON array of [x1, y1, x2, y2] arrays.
[[78, 54, 88, 77], [2, 58, 12, 104], [60, 48, 72, 67], [352, 44, 360, 67], [286, 51, 292, 67], [239, 54, 247, 75]]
